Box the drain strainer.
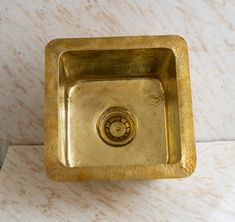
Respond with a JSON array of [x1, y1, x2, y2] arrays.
[[97, 107, 136, 146]]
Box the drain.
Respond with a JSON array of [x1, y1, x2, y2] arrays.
[[97, 107, 136, 146]]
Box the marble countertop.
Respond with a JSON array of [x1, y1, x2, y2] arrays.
[[0, 1, 235, 221], [0, 142, 234, 222]]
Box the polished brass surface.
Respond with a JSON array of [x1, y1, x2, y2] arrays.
[[45, 36, 196, 181]]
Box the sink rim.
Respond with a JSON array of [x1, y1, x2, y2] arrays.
[[45, 35, 196, 181]]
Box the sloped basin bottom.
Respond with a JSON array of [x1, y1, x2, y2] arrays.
[[62, 78, 168, 167]]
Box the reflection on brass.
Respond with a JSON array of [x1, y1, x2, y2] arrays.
[[97, 106, 136, 147], [45, 36, 196, 181]]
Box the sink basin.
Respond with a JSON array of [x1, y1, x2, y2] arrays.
[[45, 36, 196, 181]]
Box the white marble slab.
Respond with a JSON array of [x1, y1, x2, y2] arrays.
[[0, 1, 235, 156], [0, 141, 234, 222]]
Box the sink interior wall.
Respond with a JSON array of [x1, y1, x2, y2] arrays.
[[58, 48, 181, 166], [61, 49, 170, 81]]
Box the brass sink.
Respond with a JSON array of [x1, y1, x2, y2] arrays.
[[45, 36, 196, 181]]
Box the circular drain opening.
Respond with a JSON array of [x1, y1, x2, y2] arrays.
[[97, 107, 136, 146]]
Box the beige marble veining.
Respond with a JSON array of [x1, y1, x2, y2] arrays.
[[1, 1, 235, 161], [0, 141, 234, 221]]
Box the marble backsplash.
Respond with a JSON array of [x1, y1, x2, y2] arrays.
[[0, 0, 235, 161]]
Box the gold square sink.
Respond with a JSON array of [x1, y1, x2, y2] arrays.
[[45, 36, 196, 181]]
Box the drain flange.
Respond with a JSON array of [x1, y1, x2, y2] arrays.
[[97, 107, 136, 146]]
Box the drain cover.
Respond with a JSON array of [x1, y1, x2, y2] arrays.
[[97, 107, 136, 146]]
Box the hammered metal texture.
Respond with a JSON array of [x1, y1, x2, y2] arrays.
[[44, 36, 196, 181]]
